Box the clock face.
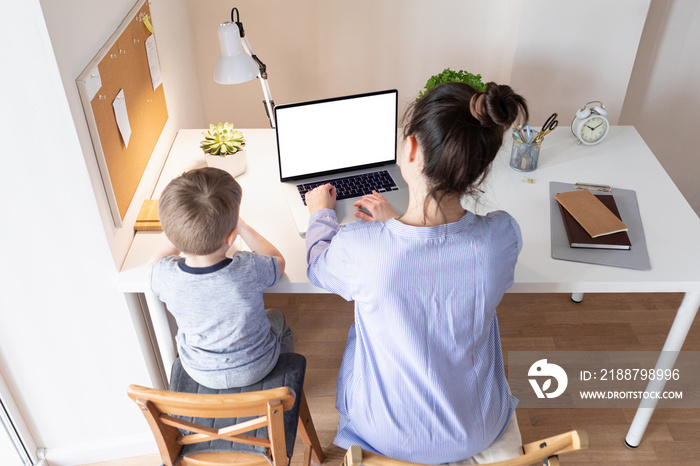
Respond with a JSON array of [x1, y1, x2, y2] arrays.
[[580, 116, 608, 143]]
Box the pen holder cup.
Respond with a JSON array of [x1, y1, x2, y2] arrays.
[[509, 133, 542, 172]]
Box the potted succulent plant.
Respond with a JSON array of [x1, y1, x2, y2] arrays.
[[200, 122, 247, 176], [417, 68, 486, 101]]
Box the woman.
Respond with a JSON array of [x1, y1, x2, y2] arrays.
[[305, 82, 528, 464]]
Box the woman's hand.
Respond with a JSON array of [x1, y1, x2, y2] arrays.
[[353, 191, 399, 222], [305, 183, 337, 213]]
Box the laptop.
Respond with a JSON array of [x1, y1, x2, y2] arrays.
[[275, 89, 409, 236]]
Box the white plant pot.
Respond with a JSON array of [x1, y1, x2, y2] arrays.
[[204, 149, 247, 177]]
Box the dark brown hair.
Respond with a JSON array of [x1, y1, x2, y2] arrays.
[[403, 81, 528, 207], [158, 167, 242, 255]]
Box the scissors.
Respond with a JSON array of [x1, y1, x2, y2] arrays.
[[535, 113, 558, 143]]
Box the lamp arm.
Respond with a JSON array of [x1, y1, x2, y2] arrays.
[[259, 76, 276, 128], [240, 35, 275, 127]]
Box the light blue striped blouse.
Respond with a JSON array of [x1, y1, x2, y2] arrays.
[[306, 208, 522, 464]]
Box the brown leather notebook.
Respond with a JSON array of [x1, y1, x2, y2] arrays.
[[555, 189, 628, 237], [558, 194, 631, 250]]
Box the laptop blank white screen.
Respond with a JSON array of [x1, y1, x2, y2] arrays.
[[275, 90, 397, 181]]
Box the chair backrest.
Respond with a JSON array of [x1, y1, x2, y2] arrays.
[[342, 430, 589, 466], [128, 384, 297, 466]]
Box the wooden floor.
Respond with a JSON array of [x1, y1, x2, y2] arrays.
[[86, 292, 700, 466]]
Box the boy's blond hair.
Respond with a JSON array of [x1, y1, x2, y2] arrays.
[[158, 167, 242, 255]]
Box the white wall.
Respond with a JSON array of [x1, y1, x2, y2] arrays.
[[621, 0, 700, 216], [189, 0, 650, 129], [189, 0, 524, 128], [0, 0, 203, 464], [0, 0, 154, 460], [510, 0, 649, 125]]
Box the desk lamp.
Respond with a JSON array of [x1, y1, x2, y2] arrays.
[[214, 7, 275, 127]]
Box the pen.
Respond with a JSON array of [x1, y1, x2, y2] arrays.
[[512, 124, 526, 142], [526, 124, 531, 141]]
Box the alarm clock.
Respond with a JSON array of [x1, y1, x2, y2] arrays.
[[571, 101, 609, 145]]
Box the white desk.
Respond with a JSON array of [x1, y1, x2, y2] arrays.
[[118, 127, 700, 447]]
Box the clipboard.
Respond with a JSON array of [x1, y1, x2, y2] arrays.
[[550, 181, 651, 270]]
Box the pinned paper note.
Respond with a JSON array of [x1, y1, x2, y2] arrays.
[[143, 14, 155, 34], [112, 89, 132, 147], [145, 34, 163, 91]]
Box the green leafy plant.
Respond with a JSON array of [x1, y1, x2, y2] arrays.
[[417, 68, 486, 101], [200, 123, 246, 156]]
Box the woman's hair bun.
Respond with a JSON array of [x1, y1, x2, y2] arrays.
[[469, 82, 528, 128]]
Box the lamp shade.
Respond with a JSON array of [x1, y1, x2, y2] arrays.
[[214, 22, 258, 84]]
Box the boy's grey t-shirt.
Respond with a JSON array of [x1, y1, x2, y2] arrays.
[[150, 252, 280, 387]]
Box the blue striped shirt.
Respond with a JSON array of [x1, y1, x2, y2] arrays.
[[306, 209, 522, 463]]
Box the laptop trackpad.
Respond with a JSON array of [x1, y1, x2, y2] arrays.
[[334, 190, 408, 226], [335, 199, 360, 225]]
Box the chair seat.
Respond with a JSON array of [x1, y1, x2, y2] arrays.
[[169, 353, 307, 463], [179, 451, 273, 466]]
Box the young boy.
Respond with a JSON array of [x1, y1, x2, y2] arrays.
[[150, 167, 293, 389]]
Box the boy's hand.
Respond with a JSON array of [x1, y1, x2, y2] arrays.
[[306, 183, 337, 213], [353, 191, 399, 222]]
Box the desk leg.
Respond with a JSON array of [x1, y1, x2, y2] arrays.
[[144, 291, 178, 384], [124, 293, 168, 389], [625, 291, 700, 448], [571, 293, 584, 303]]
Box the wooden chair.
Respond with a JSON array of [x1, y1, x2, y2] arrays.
[[341, 430, 589, 466], [128, 353, 325, 466]]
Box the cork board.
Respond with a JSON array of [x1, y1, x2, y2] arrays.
[[77, 0, 168, 227]]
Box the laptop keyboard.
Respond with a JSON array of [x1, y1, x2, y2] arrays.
[[297, 170, 399, 205]]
